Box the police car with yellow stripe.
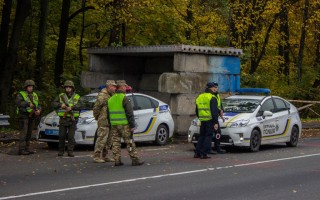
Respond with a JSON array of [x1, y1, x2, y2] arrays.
[[188, 89, 302, 152], [37, 92, 174, 147]]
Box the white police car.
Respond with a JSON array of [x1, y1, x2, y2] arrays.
[[37, 93, 174, 147], [188, 90, 302, 152]]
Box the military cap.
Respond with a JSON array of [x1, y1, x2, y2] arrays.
[[116, 80, 128, 86], [24, 80, 36, 88], [63, 80, 75, 89], [106, 80, 117, 86], [206, 81, 218, 88]]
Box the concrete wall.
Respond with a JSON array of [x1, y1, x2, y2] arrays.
[[83, 46, 242, 137]]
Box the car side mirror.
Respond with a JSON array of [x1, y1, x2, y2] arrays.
[[263, 111, 273, 117]]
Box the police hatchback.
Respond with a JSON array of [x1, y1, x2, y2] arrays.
[[37, 93, 174, 147], [188, 93, 302, 152]]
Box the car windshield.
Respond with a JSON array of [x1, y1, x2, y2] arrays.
[[223, 98, 260, 113], [78, 95, 97, 109]]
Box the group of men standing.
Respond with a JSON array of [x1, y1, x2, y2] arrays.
[[16, 78, 225, 164], [16, 79, 144, 167]]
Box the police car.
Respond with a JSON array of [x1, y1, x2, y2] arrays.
[[188, 89, 302, 152], [37, 93, 174, 147]]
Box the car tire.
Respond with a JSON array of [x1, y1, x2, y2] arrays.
[[249, 129, 261, 152], [47, 142, 58, 149], [154, 124, 169, 146], [286, 126, 299, 147]]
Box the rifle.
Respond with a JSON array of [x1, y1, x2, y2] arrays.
[[28, 94, 38, 118], [61, 95, 75, 121]]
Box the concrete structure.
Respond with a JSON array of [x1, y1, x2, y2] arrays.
[[82, 45, 242, 136]]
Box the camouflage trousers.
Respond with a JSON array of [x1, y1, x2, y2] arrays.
[[111, 124, 139, 162], [18, 118, 34, 152], [94, 126, 112, 156]]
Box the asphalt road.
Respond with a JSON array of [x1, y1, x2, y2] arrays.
[[1, 138, 320, 200]]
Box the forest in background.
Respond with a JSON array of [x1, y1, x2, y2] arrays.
[[0, 0, 319, 119]]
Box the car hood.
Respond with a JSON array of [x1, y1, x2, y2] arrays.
[[42, 110, 94, 126], [222, 112, 252, 127]]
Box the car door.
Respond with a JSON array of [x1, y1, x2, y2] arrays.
[[258, 98, 277, 137], [272, 97, 290, 135], [131, 94, 158, 134]]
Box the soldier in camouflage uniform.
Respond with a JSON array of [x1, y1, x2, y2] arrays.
[[107, 80, 144, 166], [92, 80, 117, 163], [52, 80, 81, 157], [16, 80, 41, 155]]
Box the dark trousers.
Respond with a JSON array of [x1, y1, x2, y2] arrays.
[[213, 126, 223, 151], [19, 118, 34, 152], [196, 120, 213, 156], [58, 118, 76, 153]]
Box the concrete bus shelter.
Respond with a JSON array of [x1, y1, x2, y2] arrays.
[[82, 45, 243, 137]]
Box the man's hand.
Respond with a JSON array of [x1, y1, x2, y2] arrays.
[[214, 123, 218, 131], [29, 103, 34, 109], [61, 103, 66, 109], [66, 106, 72, 112], [220, 110, 225, 122], [130, 128, 135, 133]]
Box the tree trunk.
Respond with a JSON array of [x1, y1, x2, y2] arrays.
[[278, 3, 290, 83], [35, 0, 49, 89], [297, 0, 309, 82], [0, 0, 31, 113], [79, 0, 86, 66], [54, 0, 71, 87], [108, 0, 122, 46], [0, 0, 12, 73]]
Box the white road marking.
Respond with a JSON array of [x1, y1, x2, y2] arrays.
[[144, 148, 170, 151], [1, 153, 320, 200]]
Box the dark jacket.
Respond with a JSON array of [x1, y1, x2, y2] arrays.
[[195, 88, 219, 124]]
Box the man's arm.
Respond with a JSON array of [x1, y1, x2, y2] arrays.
[[123, 96, 135, 128], [92, 93, 106, 120], [210, 97, 219, 124]]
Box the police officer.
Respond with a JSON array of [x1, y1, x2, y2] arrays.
[[211, 82, 226, 154], [108, 80, 144, 166], [16, 80, 41, 155], [52, 80, 81, 157], [194, 82, 221, 159], [92, 80, 117, 163]]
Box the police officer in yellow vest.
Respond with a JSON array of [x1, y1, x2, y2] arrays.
[[194, 81, 222, 159], [108, 80, 144, 166], [52, 80, 81, 157], [16, 80, 41, 155]]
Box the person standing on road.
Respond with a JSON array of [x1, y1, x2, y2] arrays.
[[211, 82, 226, 154], [16, 80, 41, 155], [194, 82, 221, 159], [107, 80, 144, 166], [92, 80, 117, 163], [52, 80, 81, 157]]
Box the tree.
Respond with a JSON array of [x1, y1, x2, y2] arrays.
[[0, 0, 31, 113]]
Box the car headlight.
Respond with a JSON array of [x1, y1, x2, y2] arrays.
[[229, 119, 250, 128], [40, 116, 46, 124], [191, 118, 201, 126], [78, 117, 95, 125]]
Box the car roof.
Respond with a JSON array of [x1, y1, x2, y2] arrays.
[[84, 92, 166, 104]]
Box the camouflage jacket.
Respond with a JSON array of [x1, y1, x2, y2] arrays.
[[93, 88, 113, 127]]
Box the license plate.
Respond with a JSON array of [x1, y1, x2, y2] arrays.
[[45, 129, 59, 135]]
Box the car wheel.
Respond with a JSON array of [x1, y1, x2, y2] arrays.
[[250, 129, 261, 152], [47, 142, 58, 149], [155, 124, 169, 146], [286, 126, 299, 147]]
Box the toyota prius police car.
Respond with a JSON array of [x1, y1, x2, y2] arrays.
[[37, 92, 174, 147], [188, 88, 302, 152]]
